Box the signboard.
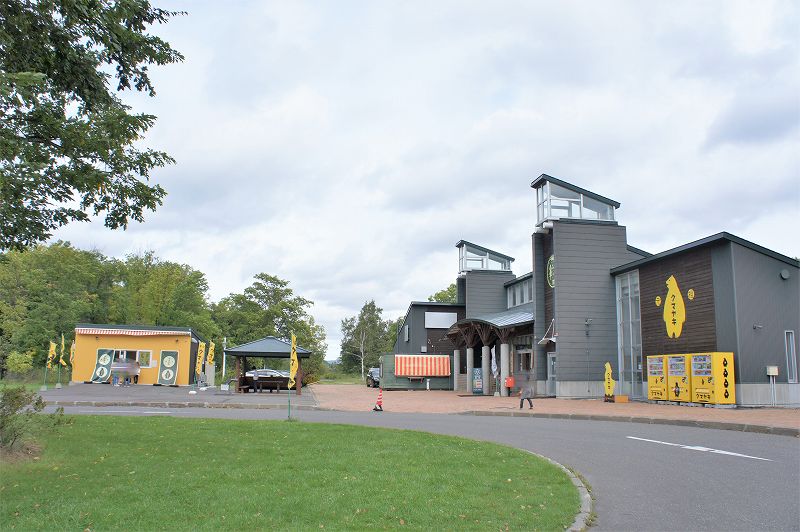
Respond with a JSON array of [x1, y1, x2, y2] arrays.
[[90, 349, 113, 383], [158, 350, 179, 385], [472, 367, 483, 395]]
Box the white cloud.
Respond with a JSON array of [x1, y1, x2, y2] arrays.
[[52, 0, 800, 359]]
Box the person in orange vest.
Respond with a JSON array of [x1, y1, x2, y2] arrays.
[[373, 388, 383, 411]]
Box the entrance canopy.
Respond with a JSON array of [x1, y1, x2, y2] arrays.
[[446, 305, 534, 347], [224, 336, 312, 359]]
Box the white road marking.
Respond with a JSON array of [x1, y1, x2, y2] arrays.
[[143, 411, 172, 414], [626, 436, 772, 461], [81, 409, 137, 413]]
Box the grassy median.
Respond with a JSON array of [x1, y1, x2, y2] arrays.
[[1, 416, 578, 530]]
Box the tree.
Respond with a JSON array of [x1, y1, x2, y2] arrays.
[[428, 283, 457, 303], [0, 242, 115, 367], [210, 274, 327, 382], [0, 0, 184, 250], [339, 300, 391, 378]]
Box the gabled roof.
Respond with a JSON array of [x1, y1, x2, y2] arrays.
[[455, 240, 515, 262], [224, 336, 312, 358], [530, 174, 621, 209], [611, 232, 800, 275]]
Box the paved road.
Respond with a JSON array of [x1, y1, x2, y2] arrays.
[[51, 406, 800, 531]]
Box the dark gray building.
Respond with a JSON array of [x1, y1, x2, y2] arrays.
[[392, 174, 799, 406]]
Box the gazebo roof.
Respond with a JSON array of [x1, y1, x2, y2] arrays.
[[224, 336, 312, 358]]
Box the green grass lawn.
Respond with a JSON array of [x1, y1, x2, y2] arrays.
[[1, 416, 578, 530]]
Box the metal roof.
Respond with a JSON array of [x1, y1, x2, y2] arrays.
[[224, 336, 312, 358], [529, 174, 621, 209], [504, 272, 533, 287], [454, 240, 515, 262], [610, 232, 800, 275], [452, 304, 534, 329]]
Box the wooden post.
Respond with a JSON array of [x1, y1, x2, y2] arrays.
[[235, 356, 241, 392]]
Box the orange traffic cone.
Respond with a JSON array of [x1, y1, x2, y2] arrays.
[[373, 387, 383, 411]]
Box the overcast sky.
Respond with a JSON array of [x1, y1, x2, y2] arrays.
[[52, 0, 800, 360]]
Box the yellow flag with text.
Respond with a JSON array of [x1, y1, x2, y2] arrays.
[[59, 334, 67, 366], [207, 342, 215, 365], [69, 340, 76, 365], [196, 341, 206, 375], [288, 334, 298, 389], [47, 341, 56, 369]]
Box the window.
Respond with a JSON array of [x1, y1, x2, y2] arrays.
[[534, 180, 616, 225], [403, 325, 409, 342], [137, 350, 155, 368], [787, 331, 798, 383]]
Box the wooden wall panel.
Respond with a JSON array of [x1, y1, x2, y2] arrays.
[[640, 247, 716, 356]]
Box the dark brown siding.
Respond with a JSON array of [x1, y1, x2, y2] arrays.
[[543, 234, 554, 325], [640, 247, 716, 356]]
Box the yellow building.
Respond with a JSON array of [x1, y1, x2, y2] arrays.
[[72, 324, 206, 386]]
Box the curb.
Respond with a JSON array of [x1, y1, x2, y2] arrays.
[[462, 410, 800, 437], [523, 450, 592, 532], [45, 401, 799, 437], [47, 400, 320, 411]]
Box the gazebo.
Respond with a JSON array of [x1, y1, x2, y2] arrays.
[[224, 336, 312, 395]]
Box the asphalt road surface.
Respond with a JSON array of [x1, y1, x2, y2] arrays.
[[52, 406, 800, 531]]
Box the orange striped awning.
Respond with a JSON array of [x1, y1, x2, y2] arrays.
[[394, 355, 451, 377], [75, 328, 190, 337]]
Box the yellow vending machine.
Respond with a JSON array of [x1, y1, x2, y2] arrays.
[[691, 352, 736, 405], [646, 355, 667, 400], [666, 354, 692, 402]]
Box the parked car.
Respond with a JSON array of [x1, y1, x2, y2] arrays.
[[245, 369, 288, 378], [366, 367, 380, 388]]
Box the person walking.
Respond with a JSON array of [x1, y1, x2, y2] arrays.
[[519, 377, 534, 409]]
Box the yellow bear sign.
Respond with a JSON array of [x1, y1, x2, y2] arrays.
[[604, 362, 615, 401], [655, 275, 689, 338]]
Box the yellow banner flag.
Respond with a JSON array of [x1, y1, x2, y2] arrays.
[[69, 340, 76, 365], [207, 342, 215, 365], [288, 334, 298, 389], [59, 333, 67, 366], [47, 341, 56, 369], [195, 341, 206, 375]]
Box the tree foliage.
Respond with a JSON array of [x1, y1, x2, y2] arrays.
[[211, 274, 327, 382], [428, 283, 457, 303], [0, 0, 184, 250], [0, 245, 328, 382], [339, 300, 393, 377], [0, 243, 217, 369]]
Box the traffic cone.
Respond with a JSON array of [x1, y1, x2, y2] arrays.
[[373, 387, 383, 411]]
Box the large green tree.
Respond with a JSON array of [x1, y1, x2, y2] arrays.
[[339, 300, 393, 378], [211, 274, 327, 382], [0, 242, 115, 367], [0, 0, 183, 250], [0, 244, 219, 371]]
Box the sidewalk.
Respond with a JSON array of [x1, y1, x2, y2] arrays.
[[312, 384, 800, 435]]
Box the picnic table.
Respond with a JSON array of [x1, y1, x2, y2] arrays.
[[237, 376, 290, 393]]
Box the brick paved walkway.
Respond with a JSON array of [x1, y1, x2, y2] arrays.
[[312, 384, 800, 430]]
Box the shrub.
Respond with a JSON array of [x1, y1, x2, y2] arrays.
[[6, 350, 34, 375], [0, 385, 67, 452]]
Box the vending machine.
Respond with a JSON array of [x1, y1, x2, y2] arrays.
[[691, 352, 736, 405], [646, 355, 667, 400], [666, 354, 692, 402]]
